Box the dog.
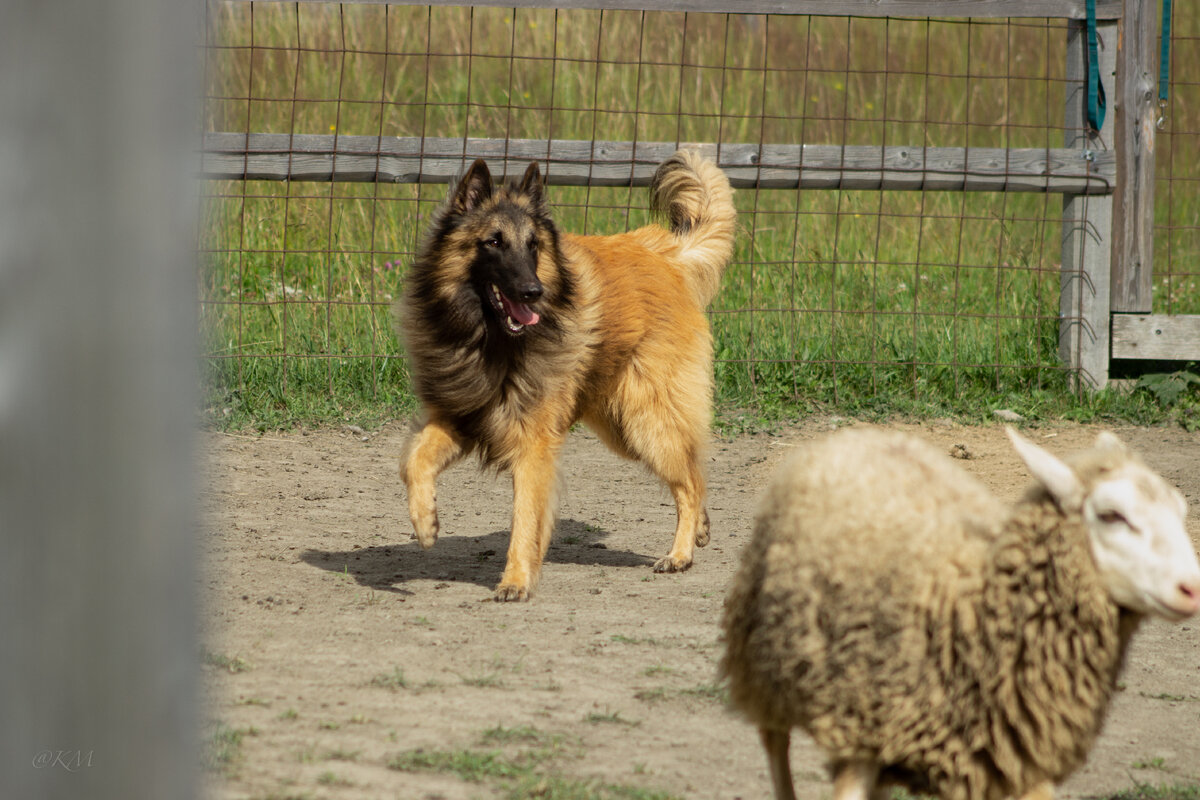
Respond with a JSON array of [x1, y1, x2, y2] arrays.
[[397, 149, 736, 601]]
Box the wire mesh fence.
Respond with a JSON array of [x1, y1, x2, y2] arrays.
[[1157, 8, 1200, 319], [198, 1, 1199, 425]]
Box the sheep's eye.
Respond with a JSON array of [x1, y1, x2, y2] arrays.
[[1097, 510, 1127, 526]]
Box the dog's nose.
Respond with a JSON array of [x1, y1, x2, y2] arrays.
[[518, 282, 543, 302]]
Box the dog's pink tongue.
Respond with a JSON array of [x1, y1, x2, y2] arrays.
[[502, 294, 540, 326]]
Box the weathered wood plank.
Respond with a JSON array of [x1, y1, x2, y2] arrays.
[[233, 0, 1123, 21], [200, 133, 1116, 194], [1059, 18, 1116, 389], [1112, 314, 1200, 360], [1, 1, 198, 799], [1110, 0, 1157, 312]]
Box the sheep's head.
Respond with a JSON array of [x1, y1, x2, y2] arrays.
[[1007, 427, 1200, 621]]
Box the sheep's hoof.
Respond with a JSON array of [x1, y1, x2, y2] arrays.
[[653, 554, 693, 573], [492, 582, 531, 602]]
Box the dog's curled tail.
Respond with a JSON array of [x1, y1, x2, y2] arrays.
[[649, 149, 737, 308]]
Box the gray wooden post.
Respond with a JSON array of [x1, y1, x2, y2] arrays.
[[1061, 17, 1117, 389], [0, 2, 198, 798], [1111, 0, 1159, 313]]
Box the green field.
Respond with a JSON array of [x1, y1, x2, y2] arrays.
[[200, 3, 1200, 429]]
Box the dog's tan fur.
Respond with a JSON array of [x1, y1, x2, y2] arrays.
[[398, 150, 736, 601]]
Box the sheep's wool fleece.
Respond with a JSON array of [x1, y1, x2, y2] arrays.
[[721, 428, 1134, 800]]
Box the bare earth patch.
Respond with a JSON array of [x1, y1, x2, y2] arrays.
[[201, 418, 1200, 799]]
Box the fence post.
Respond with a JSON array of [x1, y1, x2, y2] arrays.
[[1111, 0, 1158, 312], [1061, 16, 1117, 389], [0, 2, 198, 798]]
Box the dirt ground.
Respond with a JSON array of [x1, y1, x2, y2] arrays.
[[201, 417, 1200, 800]]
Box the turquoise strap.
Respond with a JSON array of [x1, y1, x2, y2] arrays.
[[1160, 0, 1172, 105], [1086, 0, 1106, 132]]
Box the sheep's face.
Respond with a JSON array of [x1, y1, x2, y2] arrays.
[[1009, 426, 1200, 621], [1083, 463, 1200, 621]]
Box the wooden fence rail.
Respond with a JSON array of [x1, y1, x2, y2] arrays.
[[242, 0, 1123, 19], [204, 0, 1199, 388], [201, 134, 1118, 195]]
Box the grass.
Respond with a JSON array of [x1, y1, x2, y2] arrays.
[[323, 747, 360, 762], [386, 724, 676, 798], [481, 724, 563, 746], [1098, 786, 1200, 800], [891, 788, 1200, 800], [316, 770, 351, 787], [634, 683, 729, 706], [584, 710, 640, 727], [200, 5, 1200, 430], [459, 670, 505, 688], [388, 746, 680, 800], [202, 649, 252, 674], [610, 634, 663, 646], [203, 721, 256, 774], [368, 666, 409, 690], [1139, 691, 1200, 702]]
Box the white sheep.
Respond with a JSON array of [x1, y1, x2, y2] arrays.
[[721, 427, 1200, 800]]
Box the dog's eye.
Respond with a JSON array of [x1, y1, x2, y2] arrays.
[[528, 237, 538, 253], [483, 233, 503, 248]]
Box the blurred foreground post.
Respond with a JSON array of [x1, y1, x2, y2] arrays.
[[0, 2, 198, 798]]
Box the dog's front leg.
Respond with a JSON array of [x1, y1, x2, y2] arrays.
[[399, 416, 463, 548], [494, 444, 561, 602]]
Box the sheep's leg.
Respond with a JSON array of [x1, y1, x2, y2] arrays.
[[832, 760, 880, 800], [399, 416, 464, 548], [1018, 782, 1055, 800], [759, 727, 797, 800]]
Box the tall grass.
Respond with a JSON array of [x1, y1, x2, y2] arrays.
[[199, 3, 1199, 428]]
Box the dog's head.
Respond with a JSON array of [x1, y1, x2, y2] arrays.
[[448, 159, 554, 336]]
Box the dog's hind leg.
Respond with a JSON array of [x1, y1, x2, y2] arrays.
[[589, 388, 710, 572], [495, 439, 562, 602], [654, 457, 708, 573], [603, 380, 711, 572], [399, 416, 464, 549]]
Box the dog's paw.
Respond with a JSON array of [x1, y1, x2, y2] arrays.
[[411, 527, 438, 549], [410, 520, 439, 551], [410, 510, 439, 549], [653, 554, 693, 573], [492, 582, 531, 602], [694, 509, 711, 548]]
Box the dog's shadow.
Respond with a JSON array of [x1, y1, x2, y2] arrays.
[[300, 519, 654, 594]]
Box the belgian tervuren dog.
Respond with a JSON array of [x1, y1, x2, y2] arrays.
[[398, 149, 736, 600]]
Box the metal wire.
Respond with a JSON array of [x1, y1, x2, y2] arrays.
[[197, 2, 1197, 416]]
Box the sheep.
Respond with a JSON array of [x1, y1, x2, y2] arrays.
[[721, 426, 1200, 800]]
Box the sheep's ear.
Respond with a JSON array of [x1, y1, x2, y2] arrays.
[[1094, 430, 1127, 454], [1006, 426, 1084, 509], [452, 159, 493, 215]]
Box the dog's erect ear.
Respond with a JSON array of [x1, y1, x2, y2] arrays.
[[452, 159, 493, 215], [518, 161, 545, 207]]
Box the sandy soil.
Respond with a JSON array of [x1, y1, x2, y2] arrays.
[[201, 417, 1200, 799]]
